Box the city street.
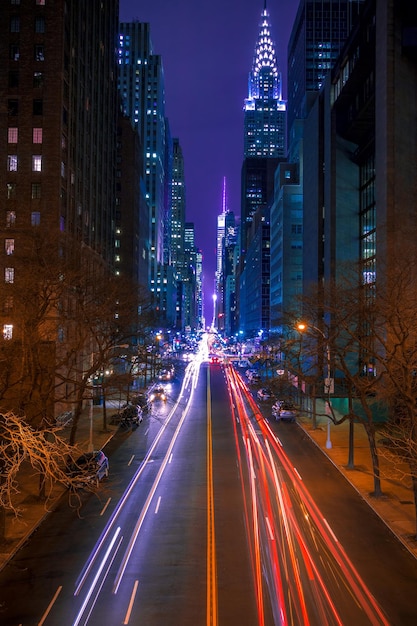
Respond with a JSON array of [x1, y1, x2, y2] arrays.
[[0, 358, 417, 625]]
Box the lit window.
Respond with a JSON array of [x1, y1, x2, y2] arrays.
[[32, 155, 42, 172], [5, 239, 14, 255], [6, 211, 16, 227], [5, 267, 14, 283], [31, 212, 41, 226], [7, 155, 18, 171], [3, 325, 13, 340], [8, 128, 18, 143], [33, 128, 43, 143]]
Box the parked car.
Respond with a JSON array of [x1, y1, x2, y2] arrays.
[[273, 401, 297, 422], [66, 450, 109, 488], [121, 403, 143, 425], [257, 387, 273, 401], [56, 410, 73, 427], [247, 371, 261, 384], [149, 385, 167, 402], [132, 392, 150, 412], [110, 403, 142, 426]]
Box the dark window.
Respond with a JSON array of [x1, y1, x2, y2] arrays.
[[6, 183, 17, 199], [8, 71, 19, 88], [35, 17, 45, 33], [34, 45, 44, 61], [31, 183, 41, 199], [10, 16, 20, 33], [33, 99, 43, 115], [8, 99, 19, 116], [9, 44, 19, 61], [33, 71, 43, 88]]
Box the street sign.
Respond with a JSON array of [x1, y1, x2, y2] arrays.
[[324, 377, 334, 394]]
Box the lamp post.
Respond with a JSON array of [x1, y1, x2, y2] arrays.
[[297, 322, 333, 449], [88, 343, 129, 452]]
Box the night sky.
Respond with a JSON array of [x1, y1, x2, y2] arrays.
[[119, 0, 299, 322]]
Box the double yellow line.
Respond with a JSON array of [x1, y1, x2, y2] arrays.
[[206, 366, 218, 626]]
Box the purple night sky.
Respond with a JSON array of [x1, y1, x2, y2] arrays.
[[119, 0, 299, 322]]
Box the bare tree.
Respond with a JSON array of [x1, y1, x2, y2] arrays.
[[284, 266, 385, 497], [0, 228, 153, 504], [0, 411, 93, 542]]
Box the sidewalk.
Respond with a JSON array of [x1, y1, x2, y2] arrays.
[[0, 405, 118, 571], [298, 399, 417, 557]]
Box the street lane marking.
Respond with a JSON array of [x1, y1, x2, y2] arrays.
[[206, 366, 218, 626], [100, 498, 111, 516], [128, 455, 135, 466], [73, 527, 122, 625], [123, 580, 139, 624], [38, 585, 62, 625], [155, 496, 161, 514]]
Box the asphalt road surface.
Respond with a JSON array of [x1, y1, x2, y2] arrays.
[[0, 357, 417, 625]]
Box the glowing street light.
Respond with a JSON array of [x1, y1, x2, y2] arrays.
[[297, 322, 332, 449]]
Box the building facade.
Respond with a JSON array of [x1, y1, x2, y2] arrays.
[[118, 22, 171, 315], [0, 0, 120, 419]]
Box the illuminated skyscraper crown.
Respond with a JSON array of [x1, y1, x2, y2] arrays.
[[253, 9, 278, 78], [247, 4, 281, 102]]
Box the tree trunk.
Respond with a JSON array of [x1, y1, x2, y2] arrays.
[[102, 386, 108, 432], [38, 472, 46, 500], [364, 423, 383, 497], [69, 395, 84, 446], [0, 506, 5, 543]]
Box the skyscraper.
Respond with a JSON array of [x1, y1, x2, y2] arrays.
[[287, 0, 362, 141], [241, 3, 286, 255], [238, 3, 285, 335], [171, 138, 187, 328], [0, 1, 120, 419], [118, 22, 169, 299], [243, 3, 286, 159], [0, 0, 119, 303]]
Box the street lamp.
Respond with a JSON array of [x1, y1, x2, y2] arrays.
[[297, 322, 333, 449], [88, 343, 129, 452]]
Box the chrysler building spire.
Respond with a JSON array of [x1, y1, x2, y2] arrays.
[[247, 3, 281, 101], [243, 3, 286, 158]]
